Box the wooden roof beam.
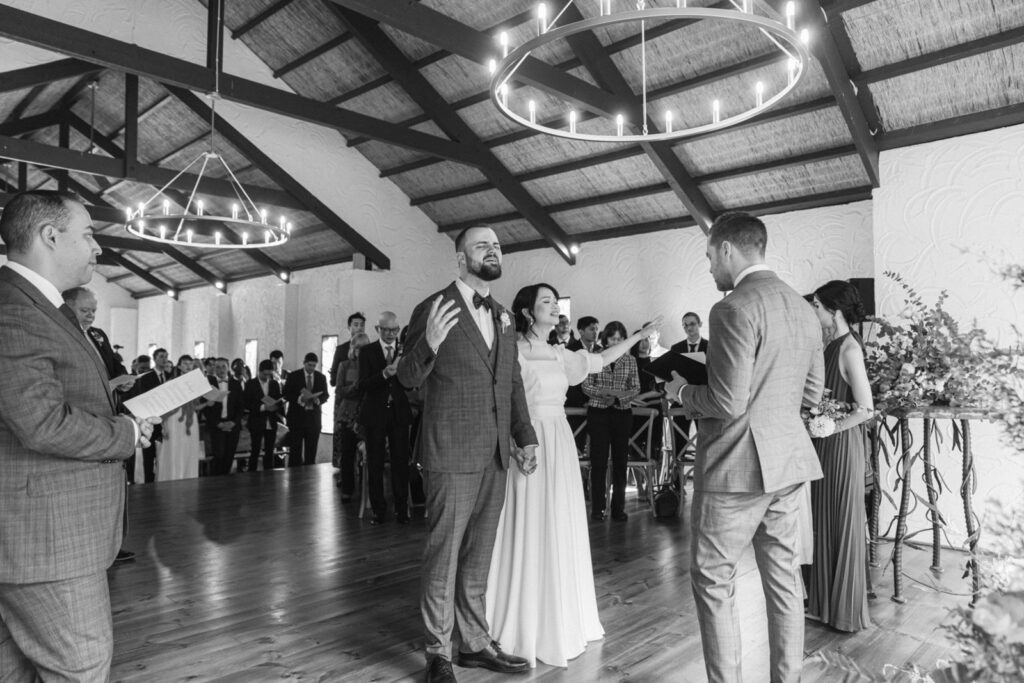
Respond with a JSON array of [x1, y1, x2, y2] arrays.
[[332, 6, 575, 264], [103, 250, 177, 296], [231, 0, 295, 40], [878, 101, 1024, 150], [0, 59, 102, 95], [804, 1, 879, 186], [0, 4, 478, 166], [0, 110, 64, 138]]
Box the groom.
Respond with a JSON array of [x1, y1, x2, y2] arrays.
[[399, 225, 538, 683], [666, 212, 824, 683]]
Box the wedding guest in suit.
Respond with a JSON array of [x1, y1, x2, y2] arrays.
[[244, 359, 283, 472], [670, 312, 709, 355], [547, 313, 574, 346], [644, 321, 670, 359], [355, 311, 413, 525], [565, 316, 600, 457], [666, 212, 824, 683], [129, 347, 169, 483], [334, 333, 370, 499], [284, 353, 329, 466], [329, 311, 367, 388], [806, 280, 874, 632], [0, 190, 157, 682], [231, 357, 251, 384], [398, 225, 537, 683], [583, 321, 641, 521], [62, 286, 131, 384], [203, 357, 216, 377], [269, 349, 287, 383], [566, 316, 600, 352], [200, 358, 244, 475]]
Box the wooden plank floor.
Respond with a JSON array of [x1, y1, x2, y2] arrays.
[[109, 465, 963, 682]]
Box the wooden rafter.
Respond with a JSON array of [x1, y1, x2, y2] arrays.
[[0, 59, 102, 95]]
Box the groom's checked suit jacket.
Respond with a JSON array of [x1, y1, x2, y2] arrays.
[[678, 270, 824, 493], [0, 266, 137, 584], [398, 281, 536, 471]]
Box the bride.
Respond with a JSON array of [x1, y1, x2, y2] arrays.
[[485, 282, 660, 668]]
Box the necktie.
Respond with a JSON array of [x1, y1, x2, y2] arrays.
[[58, 303, 81, 331], [472, 292, 492, 312], [690, 343, 697, 353], [306, 373, 313, 391], [157, 372, 165, 384], [385, 346, 394, 364]]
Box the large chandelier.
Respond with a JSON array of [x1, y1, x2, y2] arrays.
[[488, 1, 811, 143], [123, 5, 290, 250]]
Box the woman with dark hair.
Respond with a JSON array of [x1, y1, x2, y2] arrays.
[[806, 279, 875, 632], [582, 321, 641, 522], [486, 283, 659, 668]]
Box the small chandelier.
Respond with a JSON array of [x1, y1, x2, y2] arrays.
[[489, 1, 811, 143], [124, 2, 290, 250]]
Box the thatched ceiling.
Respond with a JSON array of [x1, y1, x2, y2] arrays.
[[1, 0, 1022, 297]]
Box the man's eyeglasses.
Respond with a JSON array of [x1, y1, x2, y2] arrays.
[[377, 326, 401, 333]]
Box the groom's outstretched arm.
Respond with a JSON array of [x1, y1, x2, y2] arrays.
[[397, 298, 434, 389]]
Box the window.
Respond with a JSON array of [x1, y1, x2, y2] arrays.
[[320, 335, 339, 435], [244, 339, 258, 378], [194, 341, 206, 360], [147, 343, 157, 358], [557, 296, 572, 321]]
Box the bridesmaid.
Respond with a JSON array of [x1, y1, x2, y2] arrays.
[[807, 280, 875, 632]]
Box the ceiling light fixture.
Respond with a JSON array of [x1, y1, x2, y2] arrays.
[[489, 1, 811, 143], [123, 8, 289, 250]]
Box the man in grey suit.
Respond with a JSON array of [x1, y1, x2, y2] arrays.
[[399, 225, 538, 683], [0, 191, 157, 681], [666, 212, 824, 683]]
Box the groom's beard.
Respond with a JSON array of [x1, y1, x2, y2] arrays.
[[468, 257, 502, 281]]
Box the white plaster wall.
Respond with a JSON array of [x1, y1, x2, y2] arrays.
[[495, 200, 875, 342], [874, 124, 1024, 550]]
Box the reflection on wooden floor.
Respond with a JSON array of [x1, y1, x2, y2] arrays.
[[109, 465, 960, 682]]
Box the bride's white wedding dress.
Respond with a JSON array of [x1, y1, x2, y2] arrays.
[[485, 340, 604, 668]]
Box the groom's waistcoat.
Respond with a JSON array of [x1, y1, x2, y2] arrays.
[[398, 282, 536, 473]]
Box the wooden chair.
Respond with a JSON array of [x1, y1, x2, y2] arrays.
[[622, 407, 659, 513]]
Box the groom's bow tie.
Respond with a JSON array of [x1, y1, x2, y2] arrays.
[[472, 292, 494, 312]]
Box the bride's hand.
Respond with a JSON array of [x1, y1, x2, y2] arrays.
[[514, 444, 538, 476]]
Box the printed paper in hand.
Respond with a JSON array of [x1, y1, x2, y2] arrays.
[[123, 369, 213, 418]]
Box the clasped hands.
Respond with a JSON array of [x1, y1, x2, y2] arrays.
[[512, 444, 538, 476]]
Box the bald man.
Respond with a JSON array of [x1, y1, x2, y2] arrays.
[[354, 311, 413, 525]]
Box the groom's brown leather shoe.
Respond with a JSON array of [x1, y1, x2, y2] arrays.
[[458, 641, 528, 673], [425, 656, 456, 683]]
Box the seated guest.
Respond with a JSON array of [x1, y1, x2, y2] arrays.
[[334, 332, 369, 499], [354, 312, 412, 525], [199, 358, 244, 475], [547, 314, 574, 346], [669, 311, 708, 355], [583, 321, 640, 521], [567, 315, 601, 352], [284, 353, 329, 466], [330, 311, 366, 388], [244, 359, 283, 472]]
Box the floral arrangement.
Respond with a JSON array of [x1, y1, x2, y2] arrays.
[[864, 272, 1000, 414], [802, 388, 853, 438]]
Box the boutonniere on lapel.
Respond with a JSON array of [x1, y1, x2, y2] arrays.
[[495, 306, 511, 334]]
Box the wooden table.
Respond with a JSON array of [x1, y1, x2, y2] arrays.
[[871, 406, 994, 605]]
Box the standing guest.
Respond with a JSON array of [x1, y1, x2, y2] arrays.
[[203, 357, 217, 377], [128, 347, 170, 483], [546, 314, 574, 346], [62, 286, 131, 383], [355, 312, 413, 525], [244, 359, 283, 473], [565, 316, 600, 457], [159, 355, 203, 481], [284, 353, 329, 466], [269, 349, 287, 383], [0, 190, 157, 682], [670, 312, 709, 355], [329, 312, 367, 387], [200, 358, 244, 475], [583, 321, 640, 521], [398, 225, 537, 683], [231, 357, 251, 384], [666, 212, 824, 683], [806, 280, 875, 632], [334, 333, 370, 499], [644, 322, 670, 359], [331, 312, 367, 475], [566, 316, 600, 352]]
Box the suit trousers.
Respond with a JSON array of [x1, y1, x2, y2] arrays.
[[421, 457, 506, 661], [364, 413, 411, 518], [690, 483, 805, 683], [248, 427, 278, 472], [209, 427, 241, 476], [587, 406, 632, 515], [140, 442, 157, 483], [288, 426, 320, 467], [0, 571, 112, 682]]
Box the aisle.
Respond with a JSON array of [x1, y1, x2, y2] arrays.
[[109, 465, 959, 682]]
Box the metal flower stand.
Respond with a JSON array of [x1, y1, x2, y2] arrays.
[[871, 406, 992, 605]]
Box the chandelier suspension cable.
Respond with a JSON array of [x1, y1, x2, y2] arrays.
[[639, 0, 647, 135]]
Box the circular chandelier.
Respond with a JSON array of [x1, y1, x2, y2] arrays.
[[488, 1, 812, 143]]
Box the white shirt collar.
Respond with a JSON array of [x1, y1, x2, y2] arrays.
[[380, 339, 395, 353], [3, 262, 64, 309], [455, 278, 488, 308], [733, 264, 771, 288]]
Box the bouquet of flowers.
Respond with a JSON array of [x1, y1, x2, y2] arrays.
[[802, 388, 853, 439]]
